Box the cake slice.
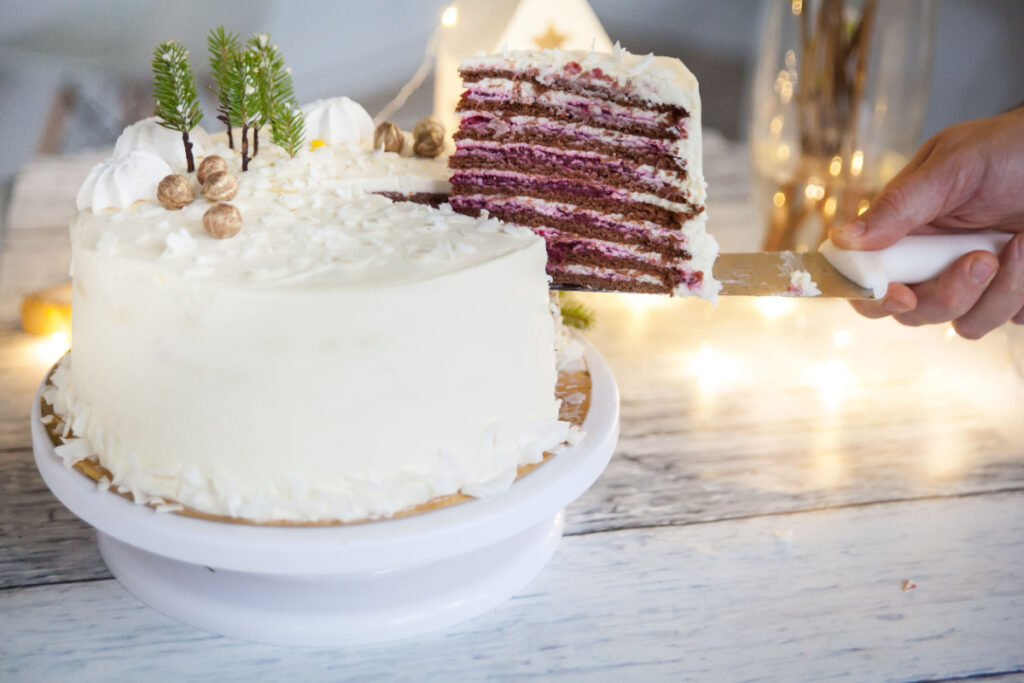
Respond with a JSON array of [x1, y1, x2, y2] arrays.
[[449, 45, 719, 299]]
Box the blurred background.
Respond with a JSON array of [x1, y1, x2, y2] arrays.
[[1, 0, 1022, 186]]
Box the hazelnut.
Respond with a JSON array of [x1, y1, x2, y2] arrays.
[[197, 155, 228, 185], [412, 116, 445, 158], [157, 174, 194, 210], [373, 121, 404, 154], [202, 202, 242, 239], [201, 171, 239, 202]]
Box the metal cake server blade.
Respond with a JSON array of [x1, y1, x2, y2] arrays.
[[551, 252, 872, 298], [552, 233, 1016, 299], [713, 252, 873, 298]]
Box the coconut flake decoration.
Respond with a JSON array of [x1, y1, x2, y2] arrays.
[[301, 97, 374, 146], [113, 117, 210, 170], [76, 151, 173, 212]]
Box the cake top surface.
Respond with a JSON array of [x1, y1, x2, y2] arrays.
[[459, 43, 698, 109], [73, 124, 540, 290]]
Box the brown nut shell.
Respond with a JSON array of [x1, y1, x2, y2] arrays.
[[157, 174, 194, 210], [202, 202, 242, 239], [412, 116, 445, 158], [197, 155, 228, 185], [413, 116, 444, 140], [201, 171, 239, 202], [374, 122, 404, 153], [413, 134, 444, 158]]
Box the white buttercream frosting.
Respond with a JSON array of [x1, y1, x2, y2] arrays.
[[58, 131, 573, 523], [301, 96, 375, 146], [112, 117, 210, 170], [461, 43, 698, 110], [76, 151, 173, 212]]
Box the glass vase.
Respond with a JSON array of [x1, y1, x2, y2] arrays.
[[750, 0, 936, 251]]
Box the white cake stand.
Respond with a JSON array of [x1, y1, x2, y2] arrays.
[[31, 338, 619, 647]]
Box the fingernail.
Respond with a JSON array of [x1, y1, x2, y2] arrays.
[[884, 297, 910, 314], [970, 256, 996, 283], [836, 221, 867, 241]]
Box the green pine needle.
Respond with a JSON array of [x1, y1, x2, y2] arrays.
[[559, 295, 596, 331], [247, 33, 295, 128], [151, 41, 203, 133], [208, 26, 241, 124], [270, 100, 306, 158], [224, 49, 261, 128]]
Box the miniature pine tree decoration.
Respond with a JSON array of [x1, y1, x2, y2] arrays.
[[208, 26, 241, 150], [247, 33, 294, 158], [558, 293, 595, 330], [270, 100, 305, 158], [151, 41, 203, 172], [224, 49, 261, 171]]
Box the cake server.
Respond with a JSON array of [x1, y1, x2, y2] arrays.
[[553, 232, 1014, 299]]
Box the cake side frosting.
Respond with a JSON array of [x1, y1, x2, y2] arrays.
[[450, 46, 718, 300], [52, 117, 577, 523]]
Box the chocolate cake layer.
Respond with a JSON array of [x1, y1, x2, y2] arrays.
[[455, 122, 686, 173], [456, 99, 681, 140], [452, 196, 691, 257], [545, 268, 670, 294], [539, 231, 689, 277], [550, 259, 704, 290], [449, 145, 690, 205], [459, 68, 691, 116], [374, 192, 449, 207], [449, 171, 703, 225]]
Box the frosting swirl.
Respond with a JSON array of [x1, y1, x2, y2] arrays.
[[76, 151, 173, 212], [113, 117, 210, 170], [301, 97, 374, 146]]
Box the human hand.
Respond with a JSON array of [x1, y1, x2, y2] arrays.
[[829, 107, 1024, 339]]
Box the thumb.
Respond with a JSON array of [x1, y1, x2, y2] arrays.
[[830, 159, 949, 251]]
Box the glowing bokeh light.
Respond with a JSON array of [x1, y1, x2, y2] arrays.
[[756, 296, 796, 319]]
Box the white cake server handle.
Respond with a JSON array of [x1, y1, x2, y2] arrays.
[[819, 232, 1015, 299]]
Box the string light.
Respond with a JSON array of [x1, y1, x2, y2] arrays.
[[851, 150, 864, 176], [34, 331, 70, 365], [828, 156, 842, 176]]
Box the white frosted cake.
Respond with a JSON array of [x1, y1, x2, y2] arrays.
[[47, 98, 582, 523]]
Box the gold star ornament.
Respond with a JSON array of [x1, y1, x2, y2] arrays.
[[534, 22, 568, 49]]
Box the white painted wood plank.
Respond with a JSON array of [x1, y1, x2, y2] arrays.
[[3, 493, 1023, 682]]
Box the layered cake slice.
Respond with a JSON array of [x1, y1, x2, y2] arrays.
[[449, 45, 719, 299]]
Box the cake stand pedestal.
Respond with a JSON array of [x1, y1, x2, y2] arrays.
[[31, 338, 619, 647]]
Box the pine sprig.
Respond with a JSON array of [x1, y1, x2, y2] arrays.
[[559, 295, 596, 331], [247, 33, 295, 157], [207, 26, 241, 149], [270, 101, 305, 158], [224, 49, 262, 171], [151, 41, 203, 172]]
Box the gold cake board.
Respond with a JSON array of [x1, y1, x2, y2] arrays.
[[40, 360, 592, 527]]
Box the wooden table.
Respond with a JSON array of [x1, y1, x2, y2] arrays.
[[2, 135, 1023, 681]]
